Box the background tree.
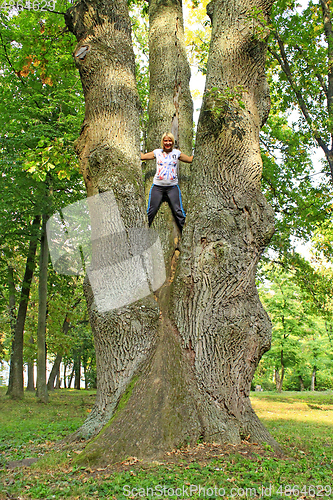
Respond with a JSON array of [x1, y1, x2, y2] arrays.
[[267, 0, 333, 182], [0, 8, 86, 397], [257, 261, 333, 391], [4, 0, 332, 468]]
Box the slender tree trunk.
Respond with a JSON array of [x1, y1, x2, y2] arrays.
[[55, 368, 61, 389], [311, 366, 316, 391], [6, 266, 16, 387], [320, 0, 333, 182], [47, 315, 70, 390], [7, 216, 41, 399], [83, 362, 87, 389], [74, 353, 81, 390], [63, 363, 67, 389], [36, 216, 49, 403], [299, 375, 305, 391], [275, 367, 284, 392], [7, 266, 16, 336], [275, 350, 284, 392], [47, 353, 62, 391], [26, 336, 35, 392], [26, 362, 35, 391], [68, 365, 74, 389]]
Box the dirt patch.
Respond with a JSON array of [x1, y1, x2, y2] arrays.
[[6, 457, 38, 470], [85, 441, 287, 475], [160, 441, 285, 465]]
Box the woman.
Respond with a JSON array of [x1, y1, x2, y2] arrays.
[[141, 133, 193, 232]]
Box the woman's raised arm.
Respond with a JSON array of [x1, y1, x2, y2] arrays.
[[141, 151, 155, 160], [179, 152, 193, 163]]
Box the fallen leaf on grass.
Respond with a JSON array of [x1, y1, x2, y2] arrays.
[[121, 457, 139, 465]]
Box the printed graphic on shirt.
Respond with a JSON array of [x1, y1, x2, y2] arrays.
[[153, 149, 181, 182]]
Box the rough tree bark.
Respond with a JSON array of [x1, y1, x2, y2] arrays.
[[147, 0, 192, 153], [7, 216, 41, 399], [64, 0, 280, 465]]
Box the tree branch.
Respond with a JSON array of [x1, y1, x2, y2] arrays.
[[319, 0, 333, 148], [0, 29, 44, 109], [268, 41, 330, 158], [294, 44, 328, 97]]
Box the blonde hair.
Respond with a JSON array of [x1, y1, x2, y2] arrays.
[[160, 132, 175, 149]]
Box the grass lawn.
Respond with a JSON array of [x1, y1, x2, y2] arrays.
[[0, 387, 332, 499]]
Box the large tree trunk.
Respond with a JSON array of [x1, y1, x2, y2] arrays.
[[64, 0, 159, 438], [7, 216, 41, 399], [65, 0, 280, 466], [36, 215, 49, 403], [147, 0, 192, 153], [55, 368, 61, 389], [173, 0, 276, 445], [63, 363, 67, 389]]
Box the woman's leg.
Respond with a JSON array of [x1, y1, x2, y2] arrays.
[[147, 184, 164, 226], [166, 185, 186, 232]]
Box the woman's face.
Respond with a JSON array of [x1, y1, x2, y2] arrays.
[[163, 136, 173, 152]]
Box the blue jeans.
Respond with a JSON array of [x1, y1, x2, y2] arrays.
[[147, 184, 186, 232]]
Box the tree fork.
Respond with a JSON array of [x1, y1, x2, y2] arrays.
[[64, 0, 281, 463], [143, 0, 193, 257]]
